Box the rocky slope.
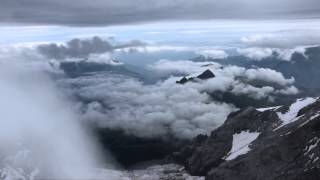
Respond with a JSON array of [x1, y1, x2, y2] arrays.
[[172, 97, 320, 180]]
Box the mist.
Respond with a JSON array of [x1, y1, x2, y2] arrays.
[[0, 62, 117, 179]]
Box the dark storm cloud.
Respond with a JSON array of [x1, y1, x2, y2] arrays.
[[0, 0, 320, 26], [37, 36, 146, 59]]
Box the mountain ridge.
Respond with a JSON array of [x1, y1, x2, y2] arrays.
[[171, 97, 320, 180]]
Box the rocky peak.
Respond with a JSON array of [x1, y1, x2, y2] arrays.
[[197, 69, 215, 80], [176, 69, 215, 84]]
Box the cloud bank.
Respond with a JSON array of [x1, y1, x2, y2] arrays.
[[1, 0, 320, 26], [59, 59, 298, 140], [241, 31, 320, 48], [0, 62, 117, 179], [61, 73, 236, 140], [37, 36, 146, 60], [0, 39, 300, 141]]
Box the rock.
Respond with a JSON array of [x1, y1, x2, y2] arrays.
[[197, 69, 215, 80], [172, 97, 320, 180], [176, 77, 189, 84], [95, 128, 188, 167], [176, 69, 215, 84]]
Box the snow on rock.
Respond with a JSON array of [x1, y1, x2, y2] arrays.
[[304, 137, 320, 156], [256, 106, 281, 112], [298, 113, 320, 128], [0, 162, 203, 180], [276, 97, 317, 128], [304, 137, 320, 166], [225, 131, 260, 161], [122, 164, 204, 180], [91, 164, 204, 180]]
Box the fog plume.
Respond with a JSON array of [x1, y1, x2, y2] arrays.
[[0, 63, 115, 179]]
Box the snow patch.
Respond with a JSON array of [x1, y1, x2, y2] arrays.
[[276, 97, 317, 128], [256, 106, 281, 112], [304, 137, 320, 156], [225, 131, 260, 161], [298, 113, 320, 128]]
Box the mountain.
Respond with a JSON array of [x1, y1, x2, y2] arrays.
[[176, 69, 215, 84], [171, 97, 320, 179]]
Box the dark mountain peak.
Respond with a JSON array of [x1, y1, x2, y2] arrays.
[[176, 77, 189, 84], [197, 69, 215, 80], [176, 69, 215, 84]]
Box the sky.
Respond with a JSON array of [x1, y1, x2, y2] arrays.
[[1, 19, 320, 47], [0, 0, 320, 46], [1, 0, 320, 26]]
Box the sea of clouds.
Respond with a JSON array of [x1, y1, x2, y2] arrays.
[[0, 35, 310, 179], [0, 36, 301, 141]]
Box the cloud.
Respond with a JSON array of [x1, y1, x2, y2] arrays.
[[147, 59, 222, 76], [241, 31, 320, 48], [116, 45, 192, 54], [37, 36, 146, 60], [0, 41, 299, 141], [244, 68, 295, 86], [62, 73, 236, 140], [197, 49, 228, 59], [237, 48, 274, 60], [1, 0, 320, 26], [60, 59, 299, 140], [0, 62, 117, 179], [236, 47, 307, 61], [148, 60, 298, 99], [237, 30, 320, 60]]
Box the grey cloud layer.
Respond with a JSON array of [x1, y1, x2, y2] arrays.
[[37, 36, 146, 59], [60, 60, 297, 139], [1, 0, 320, 26], [0, 43, 299, 139]]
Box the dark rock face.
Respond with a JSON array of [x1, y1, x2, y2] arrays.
[[176, 77, 189, 84], [176, 69, 215, 84], [95, 128, 188, 167], [172, 97, 320, 180], [197, 69, 215, 80]]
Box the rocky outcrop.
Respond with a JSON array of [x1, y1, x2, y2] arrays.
[[197, 69, 216, 80], [176, 69, 215, 84], [172, 97, 320, 180]]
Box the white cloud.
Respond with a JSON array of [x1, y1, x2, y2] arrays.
[[237, 48, 274, 60], [237, 47, 307, 61], [62, 73, 236, 140], [241, 31, 320, 48], [148, 59, 222, 76], [0, 63, 114, 179], [116, 45, 192, 54], [149, 60, 298, 99], [0, 43, 300, 141], [244, 68, 295, 86], [197, 49, 228, 59], [60, 59, 300, 140]]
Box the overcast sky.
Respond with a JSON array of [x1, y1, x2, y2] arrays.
[[1, 0, 320, 26]]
